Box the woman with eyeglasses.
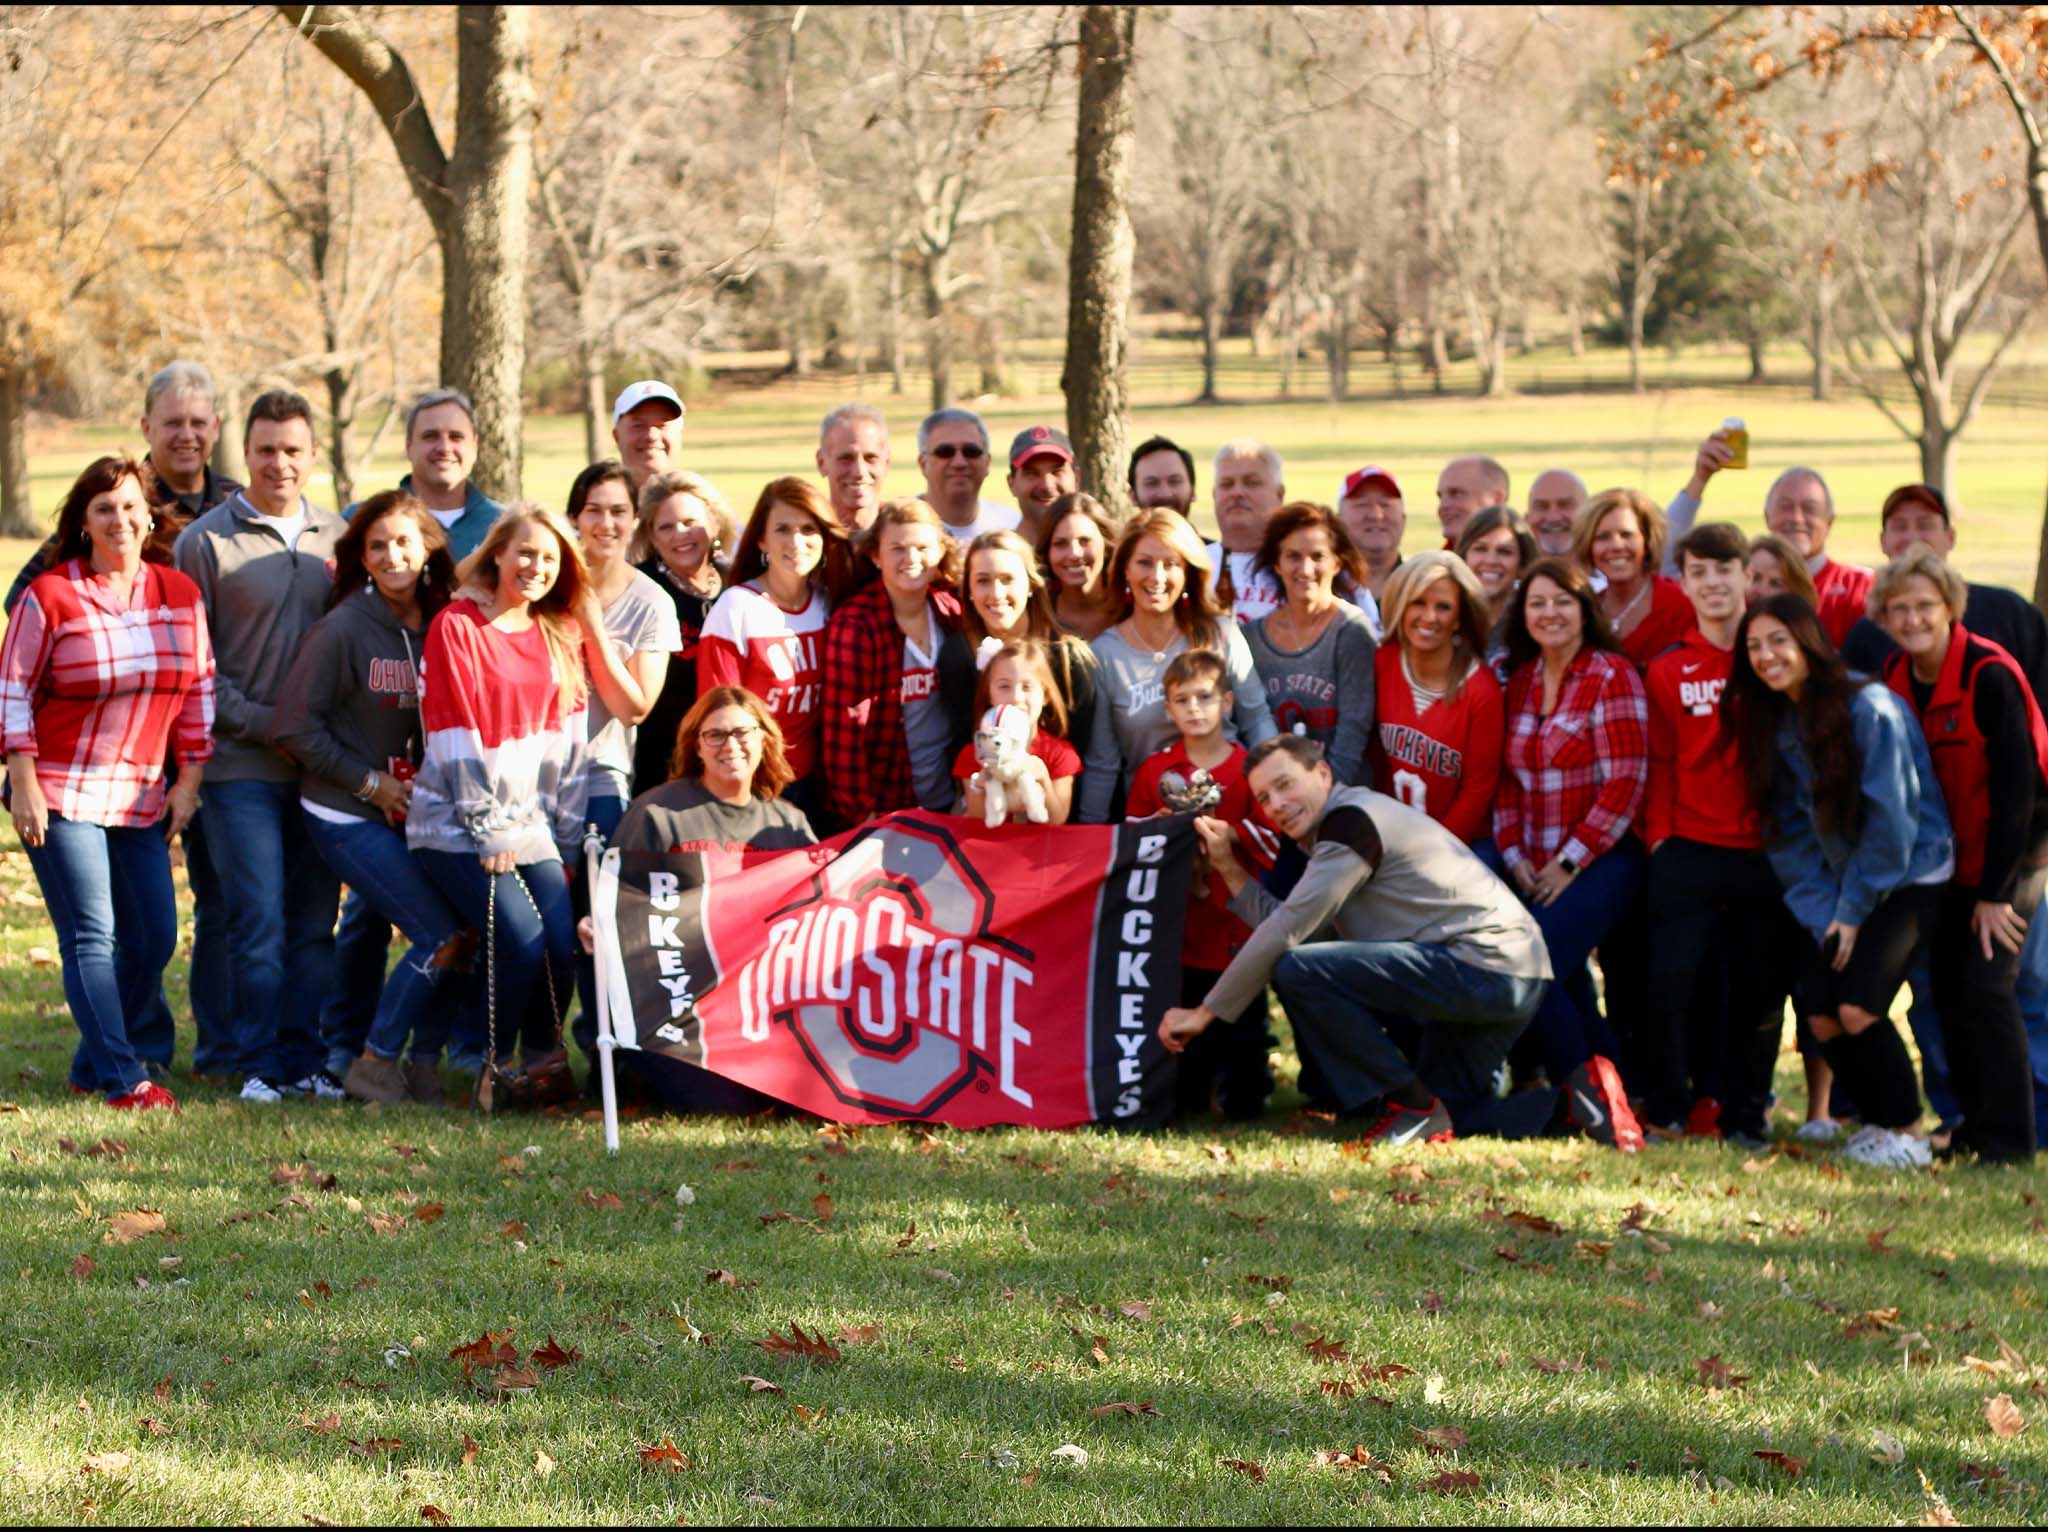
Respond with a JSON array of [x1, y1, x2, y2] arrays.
[[580, 685, 813, 1115]]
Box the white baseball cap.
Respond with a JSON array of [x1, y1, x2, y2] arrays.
[[611, 380, 685, 428]]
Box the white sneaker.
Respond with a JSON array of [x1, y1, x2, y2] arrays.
[[1838, 1125, 1931, 1170], [292, 1072, 347, 1102], [240, 1076, 283, 1104], [1794, 1117, 1843, 1143]]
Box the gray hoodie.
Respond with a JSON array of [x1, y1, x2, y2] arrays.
[[172, 493, 345, 782], [270, 586, 428, 822]]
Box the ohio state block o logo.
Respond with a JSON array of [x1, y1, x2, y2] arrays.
[[761, 818, 1029, 1117]]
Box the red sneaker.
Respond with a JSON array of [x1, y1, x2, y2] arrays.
[[1565, 1056, 1643, 1152], [1355, 1096, 1455, 1147], [1684, 1096, 1723, 1139], [107, 1080, 178, 1113]]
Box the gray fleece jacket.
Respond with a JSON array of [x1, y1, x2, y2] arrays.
[[270, 586, 428, 822], [172, 493, 345, 782]]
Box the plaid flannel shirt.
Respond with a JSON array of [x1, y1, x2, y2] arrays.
[[820, 583, 961, 825], [0, 559, 215, 827], [1493, 646, 1647, 873]]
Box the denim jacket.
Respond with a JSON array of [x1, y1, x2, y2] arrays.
[[1767, 681, 1954, 940]]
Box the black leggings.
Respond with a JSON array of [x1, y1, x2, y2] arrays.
[[1792, 882, 1943, 1132], [1930, 868, 2046, 1163]]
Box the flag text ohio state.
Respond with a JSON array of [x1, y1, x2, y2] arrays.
[[592, 811, 1198, 1128]]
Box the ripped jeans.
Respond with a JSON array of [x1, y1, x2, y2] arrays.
[[304, 811, 467, 1063]]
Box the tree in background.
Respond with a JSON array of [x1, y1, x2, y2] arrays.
[[1062, 5, 1138, 508]]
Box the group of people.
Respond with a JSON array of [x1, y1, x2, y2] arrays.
[[5, 359, 2042, 1173]]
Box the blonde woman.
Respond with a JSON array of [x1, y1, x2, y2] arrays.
[[1077, 510, 1277, 823], [631, 469, 734, 794], [1571, 488, 1694, 671]]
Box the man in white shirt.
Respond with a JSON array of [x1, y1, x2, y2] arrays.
[[917, 407, 1018, 542], [1208, 439, 1285, 622]]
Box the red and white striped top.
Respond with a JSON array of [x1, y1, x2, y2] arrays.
[[0, 558, 214, 827], [696, 580, 828, 777]]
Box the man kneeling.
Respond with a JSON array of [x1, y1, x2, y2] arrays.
[[1158, 736, 1552, 1145]]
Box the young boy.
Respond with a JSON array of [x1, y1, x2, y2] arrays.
[[1126, 650, 1277, 1119]]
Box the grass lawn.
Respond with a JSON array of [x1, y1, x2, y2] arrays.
[[0, 843, 2044, 1526], [4, 338, 2048, 1524]]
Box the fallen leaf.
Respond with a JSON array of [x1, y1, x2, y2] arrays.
[[1986, 1393, 2026, 1439], [412, 1203, 445, 1225], [639, 1436, 692, 1471], [1530, 1356, 1585, 1374], [348, 1437, 403, 1458], [1753, 1449, 1806, 1478], [1305, 1334, 1349, 1363], [1867, 1228, 1896, 1256], [790, 1403, 824, 1425], [1695, 1355, 1750, 1391], [577, 1188, 624, 1211], [1217, 1457, 1265, 1482], [138, 1417, 172, 1437], [1314, 1445, 1394, 1482], [836, 1324, 882, 1345], [753, 1322, 842, 1364], [301, 1412, 342, 1435], [1358, 1362, 1416, 1383], [1844, 1308, 1903, 1340], [1244, 1273, 1293, 1292], [448, 1329, 518, 1378], [102, 1208, 168, 1245], [705, 1269, 755, 1289], [1870, 1430, 1906, 1466], [737, 1375, 784, 1394], [487, 1364, 540, 1394], [1426, 1469, 1480, 1494], [757, 1208, 825, 1232], [1419, 1289, 1445, 1315], [152, 1376, 171, 1403], [529, 1336, 582, 1370], [811, 1192, 834, 1222], [1505, 1209, 1564, 1236], [1118, 1301, 1154, 1323], [496, 1220, 526, 1240], [1414, 1424, 1469, 1455], [79, 1451, 130, 1474], [69, 1254, 94, 1281], [460, 1434, 478, 1467], [271, 1163, 338, 1191], [1051, 1443, 1088, 1466], [1087, 1400, 1160, 1417], [420, 1508, 451, 1526], [533, 1448, 555, 1478]]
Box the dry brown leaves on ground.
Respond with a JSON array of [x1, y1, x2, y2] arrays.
[[752, 1323, 841, 1364]]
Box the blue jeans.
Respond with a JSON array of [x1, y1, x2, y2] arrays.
[[2013, 903, 2048, 1143], [1903, 954, 1963, 1126], [415, 850, 576, 1062], [571, 791, 628, 1069], [1270, 939, 1546, 1114], [177, 809, 234, 1073], [26, 816, 178, 1098], [321, 889, 392, 1077], [305, 814, 466, 1063], [200, 779, 340, 1082], [1515, 839, 1645, 1083]]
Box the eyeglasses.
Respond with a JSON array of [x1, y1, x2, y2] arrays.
[[700, 726, 762, 748], [929, 444, 986, 461]]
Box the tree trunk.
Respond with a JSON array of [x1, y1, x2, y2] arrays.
[[886, 255, 906, 395], [1808, 294, 1832, 402], [1481, 331, 1507, 398], [443, 7, 533, 502], [1062, 4, 1138, 508], [1425, 320, 1448, 393], [1566, 297, 1585, 357], [324, 365, 356, 510], [1197, 298, 1221, 403], [0, 362, 35, 538], [579, 338, 606, 465], [211, 379, 245, 483], [922, 250, 951, 412], [1920, 415, 1956, 497], [1745, 304, 1767, 383], [1627, 290, 1647, 394]]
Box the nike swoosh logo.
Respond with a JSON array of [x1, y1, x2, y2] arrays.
[[1388, 1118, 1433, 1146], [1573, 1088, 1606, 1128], [1681, 662, 1702, 674]]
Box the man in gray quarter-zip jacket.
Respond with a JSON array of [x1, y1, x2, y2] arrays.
[[1157, 735, 1551, 1145], [171, 390, 346, 1105]]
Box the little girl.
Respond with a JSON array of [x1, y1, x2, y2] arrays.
[[953, 639, 1081, 825]]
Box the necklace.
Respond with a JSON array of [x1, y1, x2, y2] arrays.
[[1607, 579, 1652, 633]]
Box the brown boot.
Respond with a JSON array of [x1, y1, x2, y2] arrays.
[[343, 1053, 407, 1106], [403, 1058, 446, 1108]]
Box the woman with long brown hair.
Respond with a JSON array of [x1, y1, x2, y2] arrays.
[[1724, 592, 1955, 1169], [1243, 503, 1376, 786], [1076, 510, 1277, 823], [1034, 491, 1120, 641], [273, 491, 463, 1106], [940, 528, 1098, 755], [698, 477, 855, 826]]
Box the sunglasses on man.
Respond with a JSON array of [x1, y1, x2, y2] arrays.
[[928, 443, 985, 461]]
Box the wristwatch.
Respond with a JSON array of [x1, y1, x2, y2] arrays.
[[1557, 855, 1580, 876]]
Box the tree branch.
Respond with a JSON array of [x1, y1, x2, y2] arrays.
[[1954, 295, 2040, 435], [1946, 5, 2044, 153]]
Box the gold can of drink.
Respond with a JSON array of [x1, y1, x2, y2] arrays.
[[1722, 417, 1748, 470]]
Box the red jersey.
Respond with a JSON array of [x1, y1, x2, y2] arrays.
[[1126, 740, 1265, 973], [696, 580, 828, 777], [1813, 557, 1873, 649], [1367, 643, 1504, 843], [1616, 576, 1697, 672], [1644, 629, 1761, 850]]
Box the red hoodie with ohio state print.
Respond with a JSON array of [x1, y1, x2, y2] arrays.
[[1643, 628, 1762, 850]]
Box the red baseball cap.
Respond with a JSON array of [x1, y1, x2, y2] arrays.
[[1339, 465, 1402, 501], [1008, 425, 1074, 469]]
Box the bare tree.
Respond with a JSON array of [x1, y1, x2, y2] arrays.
[[277, 5, 534, 500], [1063, 4, 1137, 506]]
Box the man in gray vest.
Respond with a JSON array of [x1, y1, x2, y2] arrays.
[[1159, 735, 1559, 1146]]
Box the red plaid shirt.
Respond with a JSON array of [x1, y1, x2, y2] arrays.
[[0, 559, 214, 827], [820, 583, 961, 824], [1493, 646, 1647, 873]]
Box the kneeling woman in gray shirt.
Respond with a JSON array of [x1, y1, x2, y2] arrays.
[[1077, 510, 1276, 823]]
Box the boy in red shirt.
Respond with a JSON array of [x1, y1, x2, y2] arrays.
[[1127, 650, 1276, 1119], [1642, 522, 1804, 1144]]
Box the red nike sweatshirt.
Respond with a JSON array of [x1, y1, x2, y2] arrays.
[[1644, 628, 1763, 850]]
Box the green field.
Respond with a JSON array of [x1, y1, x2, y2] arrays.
[[17, 333, 2048, 591], [3, 337, 2047, 1525]]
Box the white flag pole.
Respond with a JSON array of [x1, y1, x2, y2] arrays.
[[584, 825, 621, 1155]]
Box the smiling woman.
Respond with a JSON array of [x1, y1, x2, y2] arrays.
[[1244, 503, 1376, 786]]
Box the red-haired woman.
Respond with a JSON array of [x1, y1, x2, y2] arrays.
[[0, 457, 214, 1110]]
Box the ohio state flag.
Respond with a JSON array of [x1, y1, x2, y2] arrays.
[[591, 811, 1197, 1128]]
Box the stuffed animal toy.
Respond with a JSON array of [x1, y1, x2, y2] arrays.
[[974, 703, 1048, 827], [1155, 765, 1224, 815]]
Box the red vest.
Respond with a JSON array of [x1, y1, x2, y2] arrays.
[[1884, 624, 2048, 886]]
